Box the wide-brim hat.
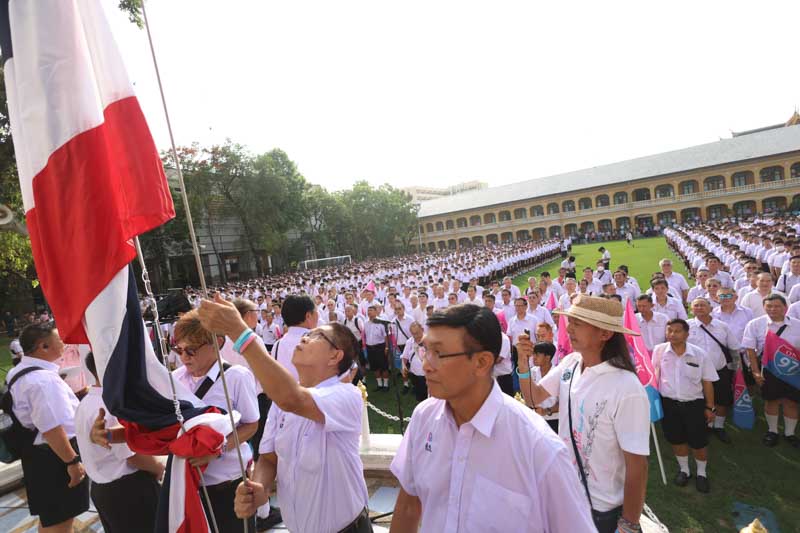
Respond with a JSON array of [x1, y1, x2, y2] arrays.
[[553, 294, 639, 336]]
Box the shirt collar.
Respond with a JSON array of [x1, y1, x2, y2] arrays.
[[436, 381, 504, 438], [287, 326, 310, 336], [316, 376, 340, 389], [583, 359, 617, 375], [20, 355, 60, 371]]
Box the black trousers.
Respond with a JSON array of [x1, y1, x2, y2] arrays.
[[91, 470, 160, 533], [250, 392, 272, 460], [202, 478, 256, 533], [496, 374, 515, 396], [409, 373, 428, 401], [338, 508, 373, 533]]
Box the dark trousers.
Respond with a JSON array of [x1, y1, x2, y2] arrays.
[[250, 392, 272, 460], [338, 508, 373, 533], [496, 374, 515, 396], [409, 373, 428, 401], [91, 470, 160, 533], [201, 478, 255, 533]]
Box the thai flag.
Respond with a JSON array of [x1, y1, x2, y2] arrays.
[[732, 367, 754, 430], [623, 300, 663, 422], [2, 2, 232, 531]]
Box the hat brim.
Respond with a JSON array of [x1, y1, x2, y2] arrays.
[[553, 308, 640, 336]]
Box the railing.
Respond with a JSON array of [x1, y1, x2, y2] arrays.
[[421, 178, 799, 238]]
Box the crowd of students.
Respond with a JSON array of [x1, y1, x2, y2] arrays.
[[4, 213, 799, 532]]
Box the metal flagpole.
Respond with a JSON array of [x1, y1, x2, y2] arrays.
[[140, 2, 250, 531], [651, 423, 667, 485]]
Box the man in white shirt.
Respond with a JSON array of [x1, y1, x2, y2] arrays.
[[401, 323, 428, 401], [365, 306, 390, 391], [660, 258, 690, 303], [687, 298, 740, 443], [651, 320, 718, 493], [75, 353, 163, 533], [612, 270, 639, 307], [6, 324, 90, 531], [743, 294, 800, 448], [775, 255, 800, 297], [635, 295, 668, 352], [651, 279, 688, 320], [8, 332, 23, 365], [740, 272, 785, 318], [390, 305, 594, 533], [704, 256, 733, 289], [502, 276, 522, 300], [507, 298, 538, 346], [259, 310, 281, 352], [687, 269, 710, 304], [271, 295, 319, 381], [172, 311, 260, 533], [518, 295, 650, 533], [392, 302, 415, 394]]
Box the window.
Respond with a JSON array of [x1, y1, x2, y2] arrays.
[[613, 192, 628, 205], [760, 166, 784, 182], [679, 180, 698, 195], [703, 175, 725, 191]]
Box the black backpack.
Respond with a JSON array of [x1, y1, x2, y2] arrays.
[[0, 367, 42, 463]]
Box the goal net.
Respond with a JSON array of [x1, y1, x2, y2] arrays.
[[300, 255, 352, 271]]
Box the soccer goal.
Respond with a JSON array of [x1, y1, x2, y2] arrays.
[[300, 255, 352, 271]]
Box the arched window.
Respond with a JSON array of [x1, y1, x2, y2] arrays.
[[513, 208, 527, 220], [498, 211, 511, 222], [425, 223, 434, 232], [562, 200, 575, 212], [530, 205, 544, 217], [547, 203, 559, 215], [731, 171, 753, 188], [596, 195, 609, 207], [703, 175, 725, 191], [578, 197, 592, 210], [613, 192, 628, 205], [469, 215, 481, 226], [435, 221, 444, 231], [655, 184, 674, 198], [484, 213, 496, 224], [446, 220, 454, 230], [456, 218, 467, 228], [679, 180, 698, 195], [760, 166, 784, 182], [791, 163, 800, 179], [632, 188, 651, 202]]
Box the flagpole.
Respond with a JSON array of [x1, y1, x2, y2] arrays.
[[140, 2, 250, 532], [651, 423, 667, 486]]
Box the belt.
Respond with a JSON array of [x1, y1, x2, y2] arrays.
[[337, 508, 370, 533]]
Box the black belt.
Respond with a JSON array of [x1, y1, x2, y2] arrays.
[[337, 507, 370, 533]]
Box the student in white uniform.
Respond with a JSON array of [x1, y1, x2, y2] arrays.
[[8, 332, 23, 365], [389, 305, 594, 533], [516, 341, 559, 433], [518, 295, 650, 533], [271, 295, 319, 381], [75, 353, 163, 533], [652, 320, 718, 493], [392, 302, 415, 394], [6, 323, 90, 532], [196, 296, 371, 533], [400, 322, 428, 401], [172, 311, 260, 533], [635, 294, 669, 352]]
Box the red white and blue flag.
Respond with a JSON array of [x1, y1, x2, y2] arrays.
[[623, 300, 663, 422], [1, 2, 230, 531], [732, 367, 755, 430], [762, 330, 800, 389]]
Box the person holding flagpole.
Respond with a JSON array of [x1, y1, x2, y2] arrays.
[[516, 294, 650, 533]]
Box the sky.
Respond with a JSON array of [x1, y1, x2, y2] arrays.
[[109, 1, 800, 192]]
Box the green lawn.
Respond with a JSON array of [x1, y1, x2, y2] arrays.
[[364, 238, 800, 532]]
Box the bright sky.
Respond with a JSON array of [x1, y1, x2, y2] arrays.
[[110, 1, 800, 192]]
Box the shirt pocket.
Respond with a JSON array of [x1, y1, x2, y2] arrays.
[[682, 361, 703, 384], [465, 474, 532, 533], [296, 426, 324, 474]]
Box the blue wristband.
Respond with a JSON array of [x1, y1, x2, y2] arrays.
[[516, 368, 531, 379], [232, 329, 253, 352]]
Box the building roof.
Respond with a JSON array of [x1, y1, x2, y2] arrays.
[[418, 124, 800, 218]]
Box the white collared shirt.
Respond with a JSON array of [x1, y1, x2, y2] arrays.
[[687, 318, 740, 371], [652, 295, 688, 320], [74, 387, 136, 484], [742, 315, 800, 354], [364, 320, 387, 346], [401, 339, 425, 376], [173, 363, 259, 486], [7, 356, 79, 445], [507, 315, 537, 345], [652, 342, 718, 401], [260, 377, 368, 533], [493, 333, 512, 377], [392, 315, 415, 347], [540, 353, 650, 512], [391, 381, 593, 533], [663, 272, 689, 300], [712, 305, 753, 342], [271, 326, 310, 380], [740, 290, 785, 318], [636, 312, 669, 352]]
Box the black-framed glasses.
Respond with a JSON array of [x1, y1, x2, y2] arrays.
[[174, 343, 207, 357], [420, 347, 474, 368], [303, 329, 340, 351]]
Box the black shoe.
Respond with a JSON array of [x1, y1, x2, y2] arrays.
[[786, 435, 800, 448], [713, 428, 732, 444], [763, 431, 780, 447], [673, 471, 691, 487], [256, 508, 283, 531], [372, 386, 382, 393], [402, 386, 410, 395], [696, 475, 710, 493]]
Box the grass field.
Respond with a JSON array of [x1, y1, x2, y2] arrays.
[[365, 237, 800, 532]]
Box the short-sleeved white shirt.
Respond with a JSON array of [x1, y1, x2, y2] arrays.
[[74, 387, 136, 484], [173, 363, 259, 486], [687, 318, 740, 371], [652, 342, 718, 401], [539, 353, 650, 512], [636, 312, 669, 352], [663, 272, 690, 300], [7, 356, 79, 445], [742, 315, 800, 355], [401, 339, 425, 376], [390, 381, 594, 532], [652, 296, 688, 320], [260, 377, 368, 533]]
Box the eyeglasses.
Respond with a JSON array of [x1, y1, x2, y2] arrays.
[[303, 329, 341, 351], [174, 344, 207, 357], [419, 344, 474, 368]]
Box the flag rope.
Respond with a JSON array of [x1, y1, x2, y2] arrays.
[[140, 2, 250, 532]]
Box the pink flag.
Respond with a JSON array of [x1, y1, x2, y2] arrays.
[[365, 280, 377, 293], [623, 299, 658, 390], [545, 291, 557, 312], [554, 314, 572, 365]]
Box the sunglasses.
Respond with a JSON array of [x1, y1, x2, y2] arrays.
[[174, 343, 207, 357]]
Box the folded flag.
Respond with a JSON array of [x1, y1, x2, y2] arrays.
[[732, 367, 755, 430], [623, 300, 663, 422], [762, 329, 800, 389]]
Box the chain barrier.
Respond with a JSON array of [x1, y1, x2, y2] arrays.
[[365, 401, 412, 423]]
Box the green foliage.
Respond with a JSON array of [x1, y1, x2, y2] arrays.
[[117, 0, 144, 28]]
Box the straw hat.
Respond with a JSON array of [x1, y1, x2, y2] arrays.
[[553, 294, 639, 336]]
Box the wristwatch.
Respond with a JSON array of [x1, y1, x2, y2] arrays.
[[545, 407, 553, 416], [704, 406, 716, 413], [65, 455, 81, 466]]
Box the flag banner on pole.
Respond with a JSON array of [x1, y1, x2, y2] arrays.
[[762, 330, 800, 389], [1, 2, 229, 531], [553, 313, 572, 366], [623, 300, 663, 422], [545, 291, 557, 312], [732, 367, 755, 430]]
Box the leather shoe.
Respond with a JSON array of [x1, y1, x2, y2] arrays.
[[786, 435, 800, 448], [256, 508, 283, 532], [673, 471, 691, 487], [763, 431, 779, 447], [696, 475, 710, 493], [713, 428, 732, 444]]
